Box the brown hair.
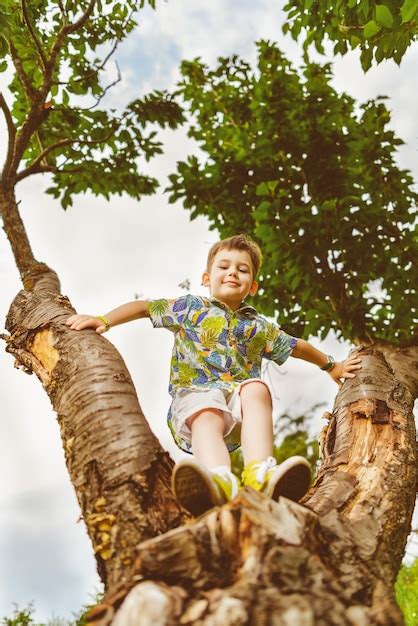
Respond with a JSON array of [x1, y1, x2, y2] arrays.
[[206, 234, 262, 278]]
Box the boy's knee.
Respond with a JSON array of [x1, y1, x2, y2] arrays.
[[240, 381, 271, 402], [186, 408, 223, 430]]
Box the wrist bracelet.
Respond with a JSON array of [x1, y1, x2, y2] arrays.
[[96, 315, 111, 332], [320, 355, 336, 371]]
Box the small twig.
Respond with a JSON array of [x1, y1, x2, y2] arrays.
[[84, 62, 122, 111], [54, 40, 120, 87], [57, 0, 68, 21], [52, 64, 122, 112], [338, 24, 362, 32], [21, 0, 48, 70]]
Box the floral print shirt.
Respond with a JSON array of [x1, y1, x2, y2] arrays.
[[149, 294, 298, 453]]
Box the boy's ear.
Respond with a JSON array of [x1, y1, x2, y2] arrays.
[[202, 271, 210, 287], [249, 281, 258, 296]]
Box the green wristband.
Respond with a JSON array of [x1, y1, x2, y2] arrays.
[[96, 315, 111, 332]]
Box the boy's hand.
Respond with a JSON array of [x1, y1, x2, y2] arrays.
[[329, 354, 362, 388], [65, 314, 106, 334]]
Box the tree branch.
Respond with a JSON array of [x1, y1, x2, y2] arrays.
[[47, 0, 97, 81], [21, 0, 48, 70], [80, 62, 122, 111], [53, 39, 119, 87], [51, 61, 122, 113], [15, 128, 117, 182], [9, 41, 38, 103], [0, 92, 17, 181]]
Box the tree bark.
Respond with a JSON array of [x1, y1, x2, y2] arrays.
[[84, 345, 417, 626], [3, 287, 191, 587]]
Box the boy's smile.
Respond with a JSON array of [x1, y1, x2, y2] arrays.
[[202, 248, 258, 310]]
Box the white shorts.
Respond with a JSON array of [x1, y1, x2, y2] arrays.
[[169, 379, 272, 453]]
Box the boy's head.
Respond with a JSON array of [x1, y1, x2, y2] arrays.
[[202, 234, 262, 309]]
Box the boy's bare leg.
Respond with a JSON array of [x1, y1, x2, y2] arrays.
[[240, 381, 273, 464], [188, 409, 231, 469]]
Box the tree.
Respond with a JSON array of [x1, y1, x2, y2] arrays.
[[0, 0, 189, 592], [1, 3, 417, 625], [282, 0, 418, 70]]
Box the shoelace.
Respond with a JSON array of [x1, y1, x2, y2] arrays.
[[255, 456, 277, 485]]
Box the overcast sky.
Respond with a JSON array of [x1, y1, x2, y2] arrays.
[[1, 1, 417, 622]]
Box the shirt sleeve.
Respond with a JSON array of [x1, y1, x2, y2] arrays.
[[263, 321, 298, 366], [148, 295, 191, 332]]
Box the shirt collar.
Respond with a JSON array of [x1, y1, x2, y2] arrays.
[[209, 296, 257, 317]]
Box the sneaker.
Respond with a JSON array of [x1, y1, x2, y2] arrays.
[[242, 455, 311, 502], [172, 459, 240, 516]]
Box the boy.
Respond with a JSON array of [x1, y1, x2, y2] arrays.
[[66, 234, 361, 516]]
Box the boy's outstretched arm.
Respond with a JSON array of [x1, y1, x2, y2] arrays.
[[291, 338, 362, 387], [65, 300, 150, 334]]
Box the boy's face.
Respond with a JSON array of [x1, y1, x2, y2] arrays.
[[202, 248, 258, 310]]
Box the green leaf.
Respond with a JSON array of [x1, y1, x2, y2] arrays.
[[375, 4, 394, 28], [348, 0, 357, 7], [363, 20, 381, 38], [400, 0, 418, 23], [0, 58, 7, 72], [360, 46, 374, 70]]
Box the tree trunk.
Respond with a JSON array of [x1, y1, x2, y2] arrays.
[[84, 345, 417, 626], [1, 187, 190, 588], [3, 286, 191, 587]]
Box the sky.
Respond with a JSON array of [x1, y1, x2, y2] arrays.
[[0, 1, 417, 621]]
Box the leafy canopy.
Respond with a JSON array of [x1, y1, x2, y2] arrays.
[[282, 0, 418, 71], [168, 41, 417, 346], [0, 0, 184, 208]]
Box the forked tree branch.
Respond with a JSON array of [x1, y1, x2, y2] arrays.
[[15, 128, 117, 182], [21, 0, 48, 70], [8, 1, 98, 179], [47, 0, 97, 83]]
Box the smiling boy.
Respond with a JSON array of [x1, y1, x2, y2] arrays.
[[66, 234, 361, 516]]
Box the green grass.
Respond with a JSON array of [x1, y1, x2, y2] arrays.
[[395, 559, 418, 626]]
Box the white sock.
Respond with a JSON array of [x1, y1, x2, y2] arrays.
[[209, 465, 232, 476]]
